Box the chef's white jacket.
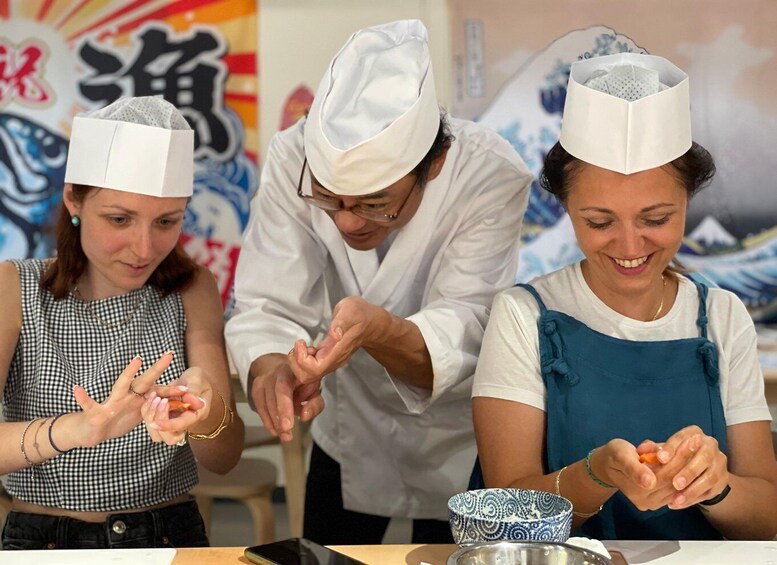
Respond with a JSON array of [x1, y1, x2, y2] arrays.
[[226, 117, 531, 519]]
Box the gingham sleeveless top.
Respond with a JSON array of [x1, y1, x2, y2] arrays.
[[4, 259, 198, 511]]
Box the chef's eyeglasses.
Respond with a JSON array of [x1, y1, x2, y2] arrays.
[[296, 157, 418, 223]]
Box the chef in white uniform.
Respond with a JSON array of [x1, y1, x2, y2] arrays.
[[225, 19, 532, 544]]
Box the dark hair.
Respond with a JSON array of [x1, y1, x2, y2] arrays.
[[411, 112, 455, 187], [42, 184, 198, 299], [539, 141, 716, 204]]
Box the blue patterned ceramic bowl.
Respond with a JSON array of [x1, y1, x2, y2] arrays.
[[448, 488, 573, 545]]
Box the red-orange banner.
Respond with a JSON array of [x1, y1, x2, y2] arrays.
[[0, 0, 258, 305]]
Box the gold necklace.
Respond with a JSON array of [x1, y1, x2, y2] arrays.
[[73, 286, 145, 329], [651, 274, 667, 321]]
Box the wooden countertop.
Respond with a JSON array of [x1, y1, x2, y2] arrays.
[[171, 544, 455, 564], [170, 541, 777, 564]]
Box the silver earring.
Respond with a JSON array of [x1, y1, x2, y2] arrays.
[[71, 215, 80, 227]]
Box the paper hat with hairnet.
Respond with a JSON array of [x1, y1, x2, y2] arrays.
[[559, 53, 691, 175], [304, 19, 439, 196], [64, 96, 194, 197]]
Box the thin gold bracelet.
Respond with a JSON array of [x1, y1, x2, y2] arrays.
[[188, 392, 233, 440], [555, 465, 603, 518], [20, 419, 41, 467]]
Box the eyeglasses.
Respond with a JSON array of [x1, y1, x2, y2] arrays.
[[296, 157, 417, 223]]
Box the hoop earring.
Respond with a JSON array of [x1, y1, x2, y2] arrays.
[[71, 216, 80, 227]]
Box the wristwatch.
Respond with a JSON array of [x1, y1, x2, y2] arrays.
[[699, 484, 731, 506]]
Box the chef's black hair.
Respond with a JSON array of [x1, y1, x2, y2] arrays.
[[412, 113, 455, 187]]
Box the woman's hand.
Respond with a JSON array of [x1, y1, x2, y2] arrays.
[[592, 438, 697, 511], [72, 352, 173, 447], [643, 425, 729, 509], [592, 439, 665, 510], [141, 366, 209, 445]]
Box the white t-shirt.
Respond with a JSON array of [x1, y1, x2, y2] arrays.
[[473, 262, 771, 426]]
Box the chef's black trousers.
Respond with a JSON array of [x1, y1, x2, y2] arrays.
[[303, 442, 454, 545]]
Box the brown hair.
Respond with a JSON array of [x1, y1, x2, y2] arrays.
[[539, 141, 716, 204], [42, 184, 198, 299]]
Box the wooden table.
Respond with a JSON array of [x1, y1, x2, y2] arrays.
[[172, 544, 456, 564], [5, 542, 777, 564], [170, 541, 777, 564]]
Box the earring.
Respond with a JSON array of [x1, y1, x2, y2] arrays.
[[71, 215, 80, 227]]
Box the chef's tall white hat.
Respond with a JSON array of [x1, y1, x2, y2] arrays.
[[64, 96, 194, 198], [304, 19, 439, 196], [559, 53, 691, 175]]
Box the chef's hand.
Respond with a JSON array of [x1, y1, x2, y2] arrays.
[[643, 425, 729, 509], [288, 296, 382, 384], [141, 367, 208, 445], [72, 352, 173, 447], [250, 353, 324, 442]]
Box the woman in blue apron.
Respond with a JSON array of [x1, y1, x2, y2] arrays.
[[471, 53, 777, 540]]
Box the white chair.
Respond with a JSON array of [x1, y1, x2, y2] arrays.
[[243, 420, 310, 538], [192, 457, 277, 545]]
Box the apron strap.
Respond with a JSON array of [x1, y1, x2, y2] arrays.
[[515, 283, 548, 314], [693, 280, 710, 339], [516, 284, 577, 386], [691, 280, 720, 387]]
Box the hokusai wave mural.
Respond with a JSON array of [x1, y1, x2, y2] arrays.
[[467, 24, 777, 323]]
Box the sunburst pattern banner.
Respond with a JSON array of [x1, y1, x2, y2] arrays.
[[0, 0, 258, 304]]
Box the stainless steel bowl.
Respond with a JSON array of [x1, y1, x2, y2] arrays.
[[447, 540, 613, 565]]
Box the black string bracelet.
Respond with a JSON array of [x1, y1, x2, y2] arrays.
[[48, 414, 73, 455]]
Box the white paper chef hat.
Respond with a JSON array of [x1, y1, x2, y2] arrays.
[[64, 96, 194, 197], [304, 19, 439, 196], [559, 53, 692, 175]]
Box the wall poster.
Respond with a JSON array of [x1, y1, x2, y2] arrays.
[[450, 1, 777, 323], [0, 0, 258, 305]]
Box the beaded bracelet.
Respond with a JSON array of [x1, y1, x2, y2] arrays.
[[555, 465, 603, 518], [188, 392, 234, 440], [48, 414, 73, 455], [585, 448, 616, 489]]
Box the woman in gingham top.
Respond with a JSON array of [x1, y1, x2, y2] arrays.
[[0, 96, 245, 549]]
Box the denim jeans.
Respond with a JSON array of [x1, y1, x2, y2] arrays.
[[2, 499, 209, 550]]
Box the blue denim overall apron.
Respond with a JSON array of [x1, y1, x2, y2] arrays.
[[524, 280, 726, 540]]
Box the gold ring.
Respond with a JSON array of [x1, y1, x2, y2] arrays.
[[128, 382, 146, 398]]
